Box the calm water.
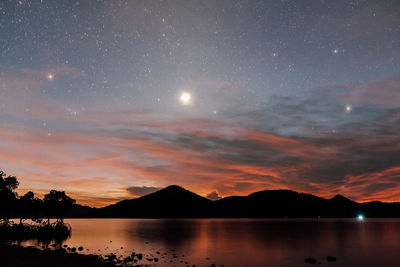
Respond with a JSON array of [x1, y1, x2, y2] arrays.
[[13, 218, 400, 267]]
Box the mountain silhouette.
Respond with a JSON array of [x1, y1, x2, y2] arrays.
[[86, 185, 400, 218], [214, 189, 326, 218], [91, 185, 212, 218], [66, 204, 97, 218]]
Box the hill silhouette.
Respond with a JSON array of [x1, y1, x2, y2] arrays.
[[90, 185, 212, 218], [87, 185, 400, 218], [66, 204, 97, 218]]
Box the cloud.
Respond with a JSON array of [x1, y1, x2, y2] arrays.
[[22, 65, 86, 79], [3, 99, 400, 206], [126, 186, 162, 197], [2, 70, 400, 207], [324, 74, 400, 106], [206, 191, 222, 201]]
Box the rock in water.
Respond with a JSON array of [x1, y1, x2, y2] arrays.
[[123, 256, 133, 263], [326, 256, 336, 262], [305, 258, 317, 264]]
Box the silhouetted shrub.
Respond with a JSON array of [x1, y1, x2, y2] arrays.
[[43, 190, 76, 224], [0, 169, 74, 242], [17, 191, 42, 224], [0, 170, 19, 220], [0, 219, 71, 242]]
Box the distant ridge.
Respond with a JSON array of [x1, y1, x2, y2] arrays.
[[81, 185, 400, 218], [90, 185, 212, 218]]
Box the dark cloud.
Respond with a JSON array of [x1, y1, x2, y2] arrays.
[[361, 183, 398, 195], [126, 186, 162, 197], [102, 98, 400, 199], [206, 191, 222, 201], [173, 133, 303, 167], [325, 74, 400, 106]]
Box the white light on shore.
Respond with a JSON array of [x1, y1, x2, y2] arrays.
[[357, 214, 364, 220]]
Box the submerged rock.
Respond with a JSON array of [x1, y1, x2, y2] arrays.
[[105, 253, 117, 262], [326, 256, 337, 262], [305, 258, 317, 264], [123, 256, 133, 263]]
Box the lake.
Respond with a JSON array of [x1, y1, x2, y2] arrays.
[[12, 218, 400, 266]]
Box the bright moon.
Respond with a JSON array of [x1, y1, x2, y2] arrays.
[[180, 92, 191, 105], [47, 73, 54, 80]]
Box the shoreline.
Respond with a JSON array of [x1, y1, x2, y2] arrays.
[[0, 242, 128, 267]]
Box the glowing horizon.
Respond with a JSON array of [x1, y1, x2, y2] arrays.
[[1, 1, 400, 207]]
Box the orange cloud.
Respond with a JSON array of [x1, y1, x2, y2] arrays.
[[1, 74, 400, 207]]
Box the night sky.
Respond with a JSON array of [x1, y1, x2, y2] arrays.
[[1, 0, 399, 206]]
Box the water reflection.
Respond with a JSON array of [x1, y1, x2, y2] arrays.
[[132, 219, 200, 247], [14, 219, 400, 266]]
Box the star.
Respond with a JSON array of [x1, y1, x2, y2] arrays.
[[345, 105, 352, 112]]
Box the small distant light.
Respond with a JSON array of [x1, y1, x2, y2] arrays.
[[357, 214, 364, 220]]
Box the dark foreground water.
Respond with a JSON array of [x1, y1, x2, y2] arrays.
[[13, 218, 400, 267]]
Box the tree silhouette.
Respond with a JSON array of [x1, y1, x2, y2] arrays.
[[17, 191, 42, 224], [0, 170, 19, 220], [0, 170, 73, 241], [43, 190, 75, 224]]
